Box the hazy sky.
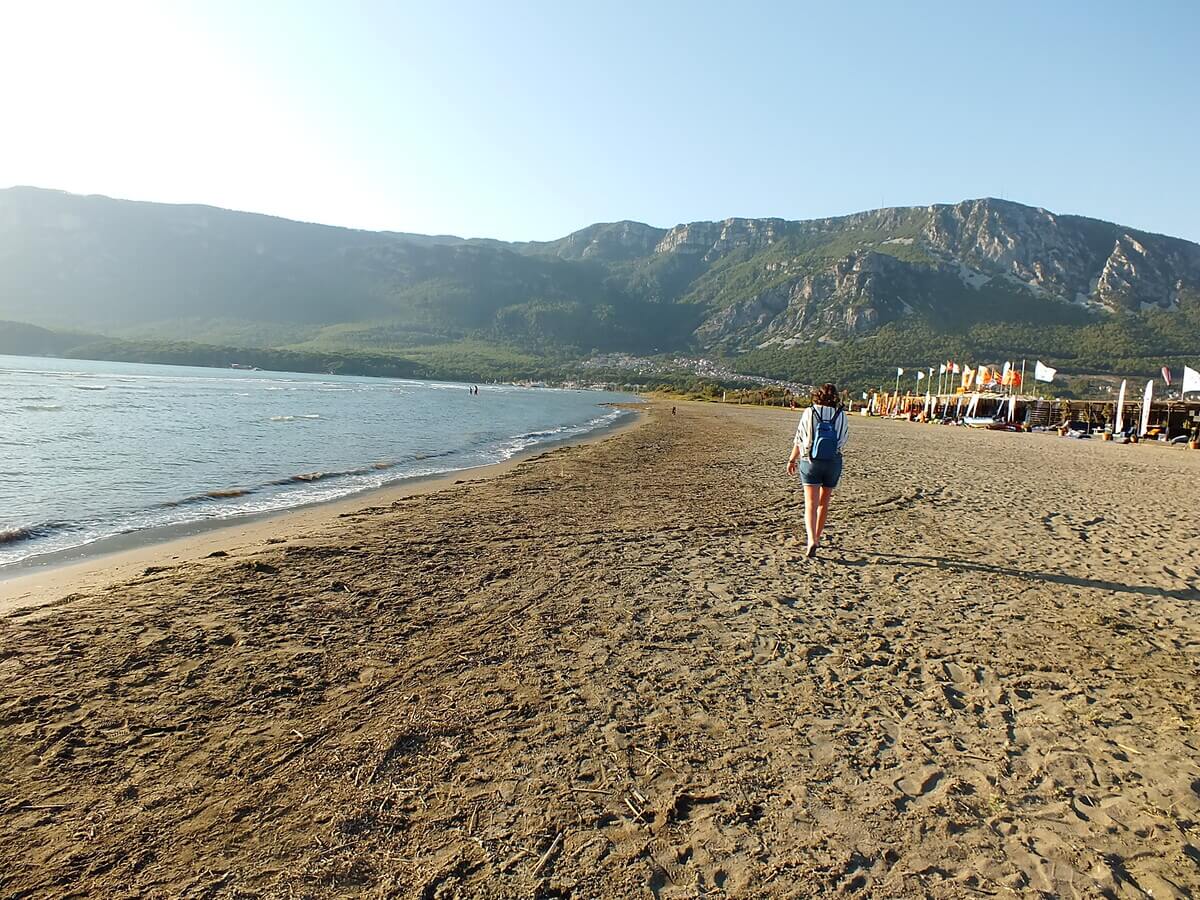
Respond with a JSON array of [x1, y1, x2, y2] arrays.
[[3, 0, 1197, 241]]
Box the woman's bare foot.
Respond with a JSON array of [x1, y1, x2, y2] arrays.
[[805, 542, 817, 558]]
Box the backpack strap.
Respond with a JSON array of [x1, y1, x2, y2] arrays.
[[806, 406, 823, 459]]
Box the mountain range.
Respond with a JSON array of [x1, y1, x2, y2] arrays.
[[2, 186, 1198, 386]]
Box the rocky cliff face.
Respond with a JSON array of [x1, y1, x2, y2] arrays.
[[694, 251, 940, 349], [920, 199, 1200, 311], [521, 221, 666, 263], [655, 217, 789, 262], [620, 198, 1200, 349]]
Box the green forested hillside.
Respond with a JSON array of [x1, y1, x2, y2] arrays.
[[737, 290, 1200, 388], [3, 187, 1199, 389]]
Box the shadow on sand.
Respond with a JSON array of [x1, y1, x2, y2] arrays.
[[830, 550, 1200, 603]]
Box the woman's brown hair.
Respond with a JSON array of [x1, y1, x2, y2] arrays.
[[811, 383, 840, 407]]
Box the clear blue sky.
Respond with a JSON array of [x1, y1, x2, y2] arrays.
[[3, 0, 1197, 241]]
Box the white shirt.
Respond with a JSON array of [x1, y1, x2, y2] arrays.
[[793, 404, 849, 455]]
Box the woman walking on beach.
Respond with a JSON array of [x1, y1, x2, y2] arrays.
[[787, 383, 848, 558]]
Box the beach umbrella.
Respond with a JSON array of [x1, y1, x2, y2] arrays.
[[1161, 366, 1172, 386]]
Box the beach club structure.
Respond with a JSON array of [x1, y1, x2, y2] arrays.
[[858, 361, 1200, 445]]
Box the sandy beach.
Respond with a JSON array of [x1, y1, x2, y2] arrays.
[[2, 402, 1198, 898]]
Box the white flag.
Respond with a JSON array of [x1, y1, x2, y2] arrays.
[[1183, 366, 1200, 394], [897, 367, 904, 376], [916, 370, 925, 381], [952, 362, 961, 374], [1034, 361, 1056, 383], [1115, 379, 1127, 434], [939, 363, 947, 375], [1139, 379, 1154, 437]]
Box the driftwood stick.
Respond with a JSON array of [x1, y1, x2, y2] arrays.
[[624, 798, 646, 823], [633, 746, 677, 772], [531, 831, 564, 877]]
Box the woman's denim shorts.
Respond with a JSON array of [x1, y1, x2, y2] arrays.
[[798, 454, 843, 488]]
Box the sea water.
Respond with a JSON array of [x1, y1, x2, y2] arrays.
[[0, 355, 635, 569]]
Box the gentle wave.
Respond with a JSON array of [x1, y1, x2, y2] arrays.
[[497, 409, 625, 459], [20, 403, 64, 411], [0, 522, 74, 546], [162, 488, 254, 509]]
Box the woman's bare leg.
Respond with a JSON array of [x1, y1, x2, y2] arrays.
[[814, 487, 834, 544], [803, 484, 820, 551]]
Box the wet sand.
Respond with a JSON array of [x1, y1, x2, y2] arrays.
[[1, 403, 1198, 897]]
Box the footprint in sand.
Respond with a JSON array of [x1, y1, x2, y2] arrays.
[[893, 764, 943, 811]]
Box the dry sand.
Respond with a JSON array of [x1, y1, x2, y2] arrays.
[[1, 402, 1198, 898]]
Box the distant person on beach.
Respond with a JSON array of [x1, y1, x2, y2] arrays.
[[786, 383, 849, 558], [672, 406, 677, 416]]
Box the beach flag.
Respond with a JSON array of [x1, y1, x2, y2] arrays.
[[1034, 361, 1056, 382], [1161, 366, 1172, 386], [1115, 379, 1127, 433], [1183, 366, 1200, 394], [1139, 380, 1154, 437], [961, 367, 974, 390], [916, 370, 925, 381], [952, 362, 960, 374], [897, 367, 904, 376], [939, 363, 947, 375]]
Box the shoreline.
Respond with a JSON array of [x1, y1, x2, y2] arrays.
[[0, 405, 645, 614]]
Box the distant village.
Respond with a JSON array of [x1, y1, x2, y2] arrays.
[[577, 352, 806, 393]]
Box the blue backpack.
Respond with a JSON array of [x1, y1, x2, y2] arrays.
[[809, 407, 842, 461]]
